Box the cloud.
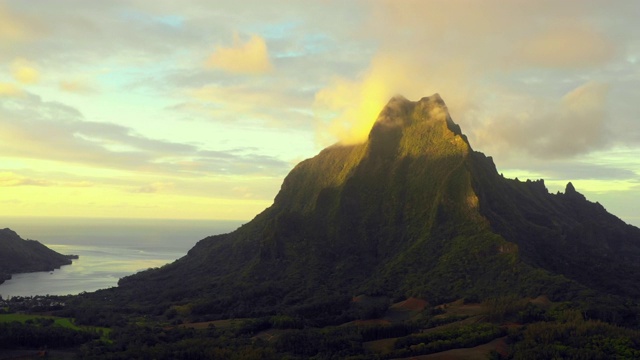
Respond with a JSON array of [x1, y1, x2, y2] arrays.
[[0, 1, 208, 66], [503, 161, 638, 183], [313, 52, 474, 146], [472, 82, 610, 159], [133, 182, 174, 194], [314, 56, 413, 145], [0, 171, 93, 187], [0, 92, 290, 176], [0, 172, 51, 187], [312, 0, 634, 160], [206, 33, 273, 74], [182, 82, 313, 127], [0, 4, 34, 44], [0, 82, 23, 97], [515, 25, 614, 68], [59, 79, 98, 94], [11, 58, 39, 84]]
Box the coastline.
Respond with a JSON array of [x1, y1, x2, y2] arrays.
[[0, 259, 76, 287]]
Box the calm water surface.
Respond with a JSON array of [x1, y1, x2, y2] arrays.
[[0, 218, 244, 297]]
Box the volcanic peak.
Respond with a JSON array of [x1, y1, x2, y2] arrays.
[[366, 94, 471, 161]]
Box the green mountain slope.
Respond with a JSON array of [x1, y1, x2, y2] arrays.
[[0, 228, 72, 284], [109, 95, 639, 321]]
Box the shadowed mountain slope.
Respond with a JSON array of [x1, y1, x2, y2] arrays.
[[469, 153, 640, 297], [114, 95, 640, 317]]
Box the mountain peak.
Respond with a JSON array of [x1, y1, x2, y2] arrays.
[[112, 93, 640, 331], [564, 181, 586, 200], [375, 93, 448, 127], [0, 228, 19, 240], [368, 94, 470, 158]]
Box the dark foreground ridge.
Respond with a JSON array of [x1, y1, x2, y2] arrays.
[[0, 228, 72, 285], [104, 94, 640, 312]]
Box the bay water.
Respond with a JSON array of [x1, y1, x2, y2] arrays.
[[0, 217, 244, 298]]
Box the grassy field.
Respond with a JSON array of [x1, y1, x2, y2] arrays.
[[0, 313, 111, 340], [0, 313, 79, 329]]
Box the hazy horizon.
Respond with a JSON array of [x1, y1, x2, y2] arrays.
[[3, 217, 246, 245]]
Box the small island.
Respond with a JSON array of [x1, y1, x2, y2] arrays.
[[64, 254, 80, 260]]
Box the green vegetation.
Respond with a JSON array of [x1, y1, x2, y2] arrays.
[[0, 316, 102, 349], [0, 313, 110, 342], [0, 313, 79, 329], [392, 323, 506, 357], [7, 294, 627, 359], [507, 316, 640, 359]]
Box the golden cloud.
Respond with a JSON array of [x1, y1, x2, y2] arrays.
[[12, 58, 39, 84], [0, 82, 23, 97], [313, 54, 473, 146], [0, 172, 50, 187], [206, 33, 272, 74], [314, 56, 407, 145]]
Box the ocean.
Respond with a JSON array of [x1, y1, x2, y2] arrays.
[[0, 217, 244, 298]]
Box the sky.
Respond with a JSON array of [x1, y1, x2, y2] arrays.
[[1, 1, 639, 225]]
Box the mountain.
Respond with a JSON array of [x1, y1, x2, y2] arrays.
[[0, 228, 72, 285], [111, 94, 640, 320]]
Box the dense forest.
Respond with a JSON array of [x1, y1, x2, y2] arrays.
[[2, 293, 639, 359]]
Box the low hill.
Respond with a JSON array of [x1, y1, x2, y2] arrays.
[[0, 228, 72, 285]]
